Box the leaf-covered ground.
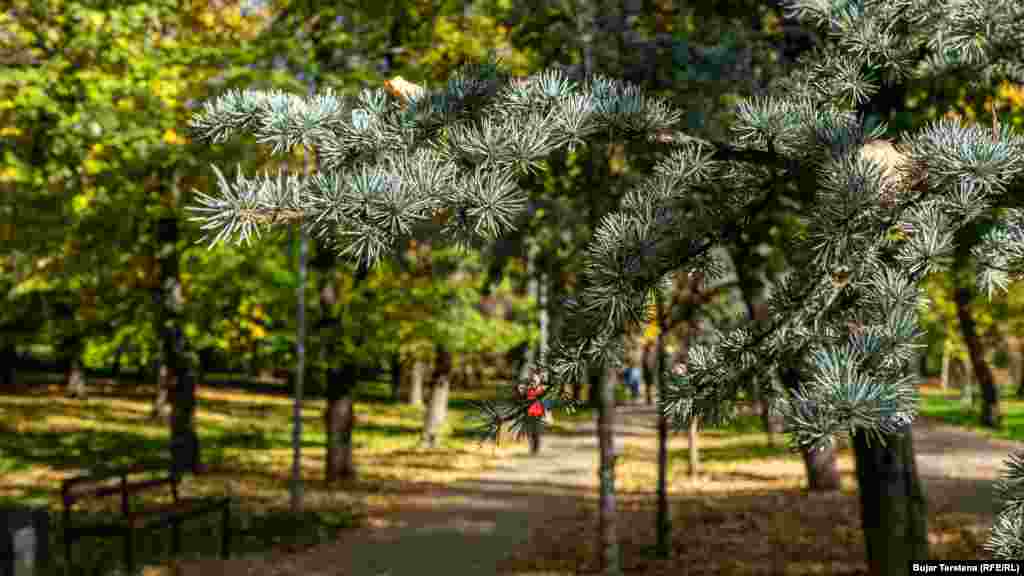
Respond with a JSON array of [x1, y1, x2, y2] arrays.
[[0, 379, 1006, 575]]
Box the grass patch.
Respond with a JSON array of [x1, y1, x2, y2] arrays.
[[918, 385, 1024, 442], [0, 377, 520, 574]]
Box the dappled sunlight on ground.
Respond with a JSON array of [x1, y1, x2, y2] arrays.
[[1, 385, 1018, 574]]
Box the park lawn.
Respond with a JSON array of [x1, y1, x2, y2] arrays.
[[918, 384, 1024, 441], [0, 376, 527, 574]]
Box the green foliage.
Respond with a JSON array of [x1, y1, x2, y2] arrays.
[[186, 0, 1024, 558], [0, 0, 273, 367]]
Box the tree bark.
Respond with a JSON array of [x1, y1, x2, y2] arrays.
[[111, 343, 123, 385], [151, 364, 172, 422], [687, 417, 699, 477], [408, 359, 426, 406], [959, 356, 975, 408], [65, 353, 86, 399], [642, 343, 655, 406], [390, 352, 402, 402], [596, 359, 622, 575], [940, 342, 951, 390], [1014, 337, 1024, 399], [802, 444, 841, 491], [154, 170, 200, 476], [654, 293, 670, 558], [0, 342, 15, 388], [955, 284, 1000, 427], [324, 365, 356, 482], [422, 346, 452, 448], [853, 425, 928, 575]]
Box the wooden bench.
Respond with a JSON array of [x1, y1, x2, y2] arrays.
[[61, 461, 231, 573]]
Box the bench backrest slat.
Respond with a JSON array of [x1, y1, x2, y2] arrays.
[[62, 463, 178, 509]]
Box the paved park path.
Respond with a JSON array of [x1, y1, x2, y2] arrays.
[[176, 406, 1023, 576]]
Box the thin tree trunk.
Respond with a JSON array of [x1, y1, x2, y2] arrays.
[[0, 342, 15, 388], [151, 169, 201, 477], [408, 359, 426, 406], [111, 343, 123, 385], [422, 347, 452, 448], [596, 359, 622, 575], [959, 356, 974, 407], [853, 425, 928, 575], [643, 343, 655, 406], [291, 125, 313, 513], [941, 342, 951, 390], [151, 364, 172, 422], [65, 353, 86, 398], [687, 418, 699, 477], [655, 291, 669, 557], [955, 284, 1000, 427], [676, 272, 704, 479], [1014, 337, 1024, 399], [319, 260, 358, 483], [390, 352, 402, 402], [325, 365, 356, 482]]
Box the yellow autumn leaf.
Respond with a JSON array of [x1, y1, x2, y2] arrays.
[[90, 143, 104, 155], [86, 12, 105, 28], [72, 195, 87, 212], [83, 158, 102, 175], [116, 98, 135, 111], [199, 11, 216, 28], [250, 325, 266, 339], [225, 10, 242, 28], [162, 128, 187, 145], [0, 126, 21, 137], [0, 167, 16, 181]]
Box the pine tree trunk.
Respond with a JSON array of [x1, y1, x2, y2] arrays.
[[802, 445, 841, 491], [421, 347, 451, 448], [573, 374, 584, 402], [596, 360, 622, 575], [588, 366, 602, 410], [955, 284, 1000, 427], [324, 366, 356, 482], [778, 364, 841, 491], [853, 425, 928, 575]]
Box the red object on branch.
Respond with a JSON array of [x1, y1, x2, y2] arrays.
[[528, 401, 544, 417]]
